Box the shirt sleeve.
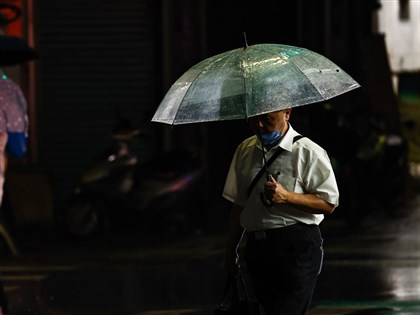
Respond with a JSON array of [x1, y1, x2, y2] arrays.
[[304, 148, 340, 207], [0, 108, 6, 133], [14, 86, 29, 136], [222, 146, 247, 207]]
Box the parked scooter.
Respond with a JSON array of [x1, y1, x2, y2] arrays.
[[311, 108, 408, 225], [64, 122, 206, 237], [337, 115, 408, 225]]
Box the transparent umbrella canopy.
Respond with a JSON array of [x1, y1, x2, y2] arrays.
[[152, 43, 360, 125]]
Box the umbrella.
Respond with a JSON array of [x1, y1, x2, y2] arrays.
[[0, 71, 28, 134], [152, 43, 360, 125], [0, 71, 29, 159], [0, 35, 38, 66]]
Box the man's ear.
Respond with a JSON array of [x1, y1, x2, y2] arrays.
[[284, 108, 292, 121]]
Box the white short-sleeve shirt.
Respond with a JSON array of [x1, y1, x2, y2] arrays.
[[223, 124, 339, 231]]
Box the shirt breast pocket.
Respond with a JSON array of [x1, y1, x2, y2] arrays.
[[278, 175, 304, 194]]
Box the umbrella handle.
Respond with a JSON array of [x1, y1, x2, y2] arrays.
[[260, 171, 273, 208], [242, 32, 248, 49]]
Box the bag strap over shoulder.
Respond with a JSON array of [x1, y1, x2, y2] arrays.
[[247, 135, 304, 197]]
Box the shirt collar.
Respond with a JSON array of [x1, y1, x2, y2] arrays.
[[277, 123, 299, 152]]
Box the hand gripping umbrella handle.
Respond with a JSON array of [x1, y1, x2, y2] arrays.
[[260, 171, 273, 208]]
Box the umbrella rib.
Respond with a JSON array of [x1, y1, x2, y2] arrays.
[[171, 49, 241, 124], [256, 46, 331, 102], [242, 48, 251, 119]]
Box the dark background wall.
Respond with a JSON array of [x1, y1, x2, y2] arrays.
[[34, 0, 161, 211]]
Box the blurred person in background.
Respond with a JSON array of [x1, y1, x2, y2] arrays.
[[0, 12, 30, 314]]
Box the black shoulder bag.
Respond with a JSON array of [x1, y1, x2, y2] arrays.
[[214, 266, 260, 315]]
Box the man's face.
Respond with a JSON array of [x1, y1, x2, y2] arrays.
[[249, 109, 291, 135]]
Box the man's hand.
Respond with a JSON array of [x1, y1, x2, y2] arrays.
[[264, 174, 289, 204], [264, 174, 336, 214]]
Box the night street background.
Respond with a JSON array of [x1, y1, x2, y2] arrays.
[[0, 0, 419, 314]]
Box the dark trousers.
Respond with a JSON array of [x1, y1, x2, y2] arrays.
[[244, 223, 323, 315]]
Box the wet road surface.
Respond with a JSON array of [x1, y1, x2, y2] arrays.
[[0, 193, 419, 314], [311, 193, 420, 315]]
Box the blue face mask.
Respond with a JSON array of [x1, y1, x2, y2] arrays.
[[260, 130, 282, 144]]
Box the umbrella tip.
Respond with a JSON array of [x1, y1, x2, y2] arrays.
[[242, 32, 248, 49]]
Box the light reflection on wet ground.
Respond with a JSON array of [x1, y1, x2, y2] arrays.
[[0, 195, 419, 314], [311, 194, 420, 314]]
